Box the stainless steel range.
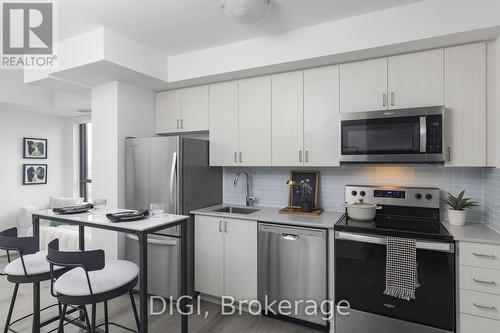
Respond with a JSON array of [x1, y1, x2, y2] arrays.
[[334, 185, 455, 333]]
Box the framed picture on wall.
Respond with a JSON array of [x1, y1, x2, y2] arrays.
[[23, 164, 47, 185], [23, 138, 47, 159]]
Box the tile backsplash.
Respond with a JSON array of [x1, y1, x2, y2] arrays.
[[484, 168, 500, 232], [224, 166, 485, 223]]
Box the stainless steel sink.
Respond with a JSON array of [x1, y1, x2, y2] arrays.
[[213, 206, 260, 215]]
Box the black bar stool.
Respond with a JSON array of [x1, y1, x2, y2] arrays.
[[46, 239, 141, 332], [0, 227, 68, 333]]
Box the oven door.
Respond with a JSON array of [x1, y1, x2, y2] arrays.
[[340, 107, 444, 163], [334, 232, 455, 332]]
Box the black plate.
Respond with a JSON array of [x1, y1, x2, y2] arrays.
[[106, 210, 150, 223], [53, 204, 94, 215]]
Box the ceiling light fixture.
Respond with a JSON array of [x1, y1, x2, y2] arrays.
[[221, 0, 272, 25]]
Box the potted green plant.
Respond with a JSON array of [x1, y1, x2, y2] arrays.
[[444, 191, 478, 226]]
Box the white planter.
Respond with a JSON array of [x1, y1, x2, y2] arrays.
[[448, 209, 466, 226]]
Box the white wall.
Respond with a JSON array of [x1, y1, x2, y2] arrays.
[[116, 82, 156, 208], [91, 81, 155, 259], [91, 81, 155, 209], [0, 108, 74, 231], [168, 0, 500, 83]]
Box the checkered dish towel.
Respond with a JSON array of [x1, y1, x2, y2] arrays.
[[383, 237, 419, 301]]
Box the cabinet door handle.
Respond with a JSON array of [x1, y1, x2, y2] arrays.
[[239, 152, 242, 163], [234, 152, 238, 164], [382, 93, 387, 107], [224, 220, 228, 233], [176, 119, 180, 129], [473, 303, 496, 311], [299, 150, 303, 163], [446, 147, 451, 162], [218, 220, 222, 233], [180, 119, 184, 129], [473, 252, 497, 258], [305, 150, 309, 163], [390, 92, 395, 106], [473, 278, 496, 285]]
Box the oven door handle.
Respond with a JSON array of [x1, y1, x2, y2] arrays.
[[335, 231, 454, 253]]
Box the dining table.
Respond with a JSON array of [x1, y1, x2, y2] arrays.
[[31, 208, 190, 333]]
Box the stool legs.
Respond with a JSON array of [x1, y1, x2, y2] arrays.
[[4, 283, 19, 333], [32, 282, 40, 333], [58, 304, 67, 333], [91, 303, 96, 333], [129, 291, 140, 330], [103, 301, 109, 333], [83, 306, 91, 331]]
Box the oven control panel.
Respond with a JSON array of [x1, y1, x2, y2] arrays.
[[345, 185, 440, 209], [374, 190, 406, 199]]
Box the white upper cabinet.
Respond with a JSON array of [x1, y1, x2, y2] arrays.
[[388, 49, 444, 109], [180, 85, 209, 132], [156, 90, 181, 133], [304, 65, 340, 166], [272, 71, 304, 166], [340, 49, 444, 113], [209, 81, 239, 166], [238, 76, 272, 166], [156, 86, 209, 134], [340, 58, 388, 113], [444, 43, 486, 166]]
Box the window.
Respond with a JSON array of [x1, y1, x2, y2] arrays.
[[79, 123, 92, 202]]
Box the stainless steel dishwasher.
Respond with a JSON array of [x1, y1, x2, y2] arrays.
[[258, 223, 328, 328]]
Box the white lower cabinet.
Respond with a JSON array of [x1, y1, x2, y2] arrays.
[[461, 313, 500, 333], [194, 215, 257, 301], [459, 241, 500, 333], [223, 218, 258, 302], [194, 215, 224, 297]]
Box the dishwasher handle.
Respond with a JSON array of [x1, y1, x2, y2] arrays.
[[281, 233, 299, 241], [258, 223, 327, 238]]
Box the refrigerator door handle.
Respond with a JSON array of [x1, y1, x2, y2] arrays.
[[169, 152, 177, 213]]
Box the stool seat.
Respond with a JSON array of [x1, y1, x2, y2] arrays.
[[5, 250, 63, 276], [54, 260, 139, 297]]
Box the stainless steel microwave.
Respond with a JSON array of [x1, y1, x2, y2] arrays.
[[340, 106, 445, 164]]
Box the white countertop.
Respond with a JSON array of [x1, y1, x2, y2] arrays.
[[442, 222, 500, 245], [34, 209, 190, 232], [191, 204, 345, 229]]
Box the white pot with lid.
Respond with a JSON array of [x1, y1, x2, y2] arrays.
[[345, 199, 382, 222]]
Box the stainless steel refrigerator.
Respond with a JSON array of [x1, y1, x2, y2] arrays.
[[124, 136, 222, 299]]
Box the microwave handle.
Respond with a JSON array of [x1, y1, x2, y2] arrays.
[[335, 231, 454, 253], [419, 116, 427, 153]]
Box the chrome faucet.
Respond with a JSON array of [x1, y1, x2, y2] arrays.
[[233, 171, 256, 207]]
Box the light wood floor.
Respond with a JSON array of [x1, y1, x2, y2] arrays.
[[1, 257, 322, 333]]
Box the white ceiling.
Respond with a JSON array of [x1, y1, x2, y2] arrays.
[[58, 0, 422, 56]]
